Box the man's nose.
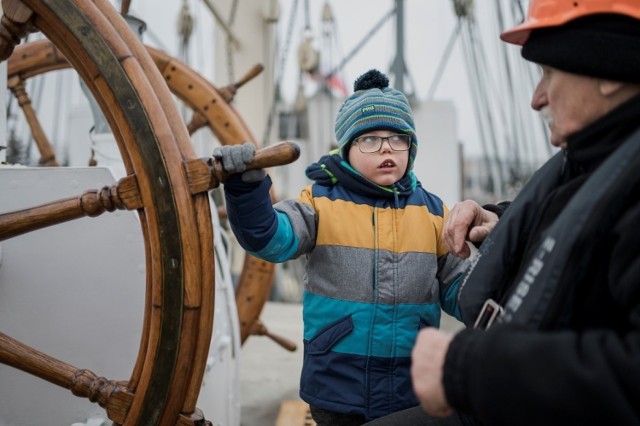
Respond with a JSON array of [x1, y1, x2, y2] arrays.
[[531, 83, 546, 111]]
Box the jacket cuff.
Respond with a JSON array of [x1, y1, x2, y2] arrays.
[[442, 328, 482, 413], [224, 175, 277, 251], [482, 201, 511, 218], [223, 172, 267, 195]]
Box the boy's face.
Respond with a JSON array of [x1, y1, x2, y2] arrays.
[[348, 130, 410, 186]]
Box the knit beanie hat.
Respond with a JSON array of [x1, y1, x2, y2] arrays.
[[334, 69, 417, 170], [522, 14, 640, 83]]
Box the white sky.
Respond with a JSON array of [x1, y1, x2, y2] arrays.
[[114, 0, 548, 161]]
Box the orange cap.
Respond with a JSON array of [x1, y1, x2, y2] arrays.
[[501, 0, 640, 45]]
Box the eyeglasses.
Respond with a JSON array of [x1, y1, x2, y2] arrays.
[[352, 134, 412, 153]]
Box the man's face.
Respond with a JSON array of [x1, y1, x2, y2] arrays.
[[531, 65, 611, 149]]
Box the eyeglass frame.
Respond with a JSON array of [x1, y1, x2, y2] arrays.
[[351, 134, 412, 153]]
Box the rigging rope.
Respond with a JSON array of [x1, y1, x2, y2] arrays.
[[460, 17, 505, 198], [177, 0, 194, 64], [320, 1, 342, 147], [226, 0, 239, 84], [51, 71, 64, 154], [441, 0, 555, 199], [426, 19, 462, 101], [262, 0, 300, 146], [324, 7, 395, 80], [456, 0, 557, 198], [304, 0, 311, 31], [494, 0, 522, 174], [508, 0, 552, 158]]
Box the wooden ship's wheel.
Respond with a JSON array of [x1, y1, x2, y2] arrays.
[[7, 38, 288, 348], [0, 1, 298, 425]]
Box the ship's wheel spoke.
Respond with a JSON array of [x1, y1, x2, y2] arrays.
[[0, 176, 140, 241], [7, 75, 59, 165], [0, 142, 299, 242], [0, 332, 133, 424]]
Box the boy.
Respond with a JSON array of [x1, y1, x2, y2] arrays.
[[214, 69, 467, 424]]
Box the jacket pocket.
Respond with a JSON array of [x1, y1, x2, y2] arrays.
[[306, 314, 354, 355]]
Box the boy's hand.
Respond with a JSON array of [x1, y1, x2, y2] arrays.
[[212, 142, 266, 183]]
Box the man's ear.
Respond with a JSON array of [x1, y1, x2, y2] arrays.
[[598, 79, 624, 97]]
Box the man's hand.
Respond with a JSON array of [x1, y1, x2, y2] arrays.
[[443, 200, 499, 258], [212, 142, 266, 183], [411, 328, 454, 417]]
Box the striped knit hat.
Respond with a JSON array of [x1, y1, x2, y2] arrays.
[[334, 69, 417, 170]]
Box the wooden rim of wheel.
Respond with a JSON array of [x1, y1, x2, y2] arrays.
[[0, 0, 280, 424]]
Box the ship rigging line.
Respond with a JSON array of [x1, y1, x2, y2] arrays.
[[460, 16, 505, 197], [263, 0, 300, 146], [495, 0, 524, 173], [509, 0, 552, 159], [177, 0, 194, 65], [51, 71, 64, 153], [426, 19, 462, 101], [480, 5, 527, 176], [226, 0, 240, 84], [323, 7, 395, 81], [495, 0, 549, 181], [304, 0, 311, 31]]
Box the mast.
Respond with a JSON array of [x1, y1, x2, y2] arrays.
[[0, 2, 5, 164], [389, 0, 414, 99]]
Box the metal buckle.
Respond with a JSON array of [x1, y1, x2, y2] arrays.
[[474, 299, 504, 330]]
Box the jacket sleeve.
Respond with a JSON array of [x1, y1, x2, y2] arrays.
[[442, 226, 640, 426], [437, 254, 467, 321], [482, 201, 511, 218], [272, 185, 318, 258], [436, 203, 470, 321], [224, 175, 316, 262]]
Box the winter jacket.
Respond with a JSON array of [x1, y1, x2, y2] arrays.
[[444, 94, 640, 425], [224, 154, 468, 420]]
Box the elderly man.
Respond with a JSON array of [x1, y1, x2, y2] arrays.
[[366, 1, 640, 425]]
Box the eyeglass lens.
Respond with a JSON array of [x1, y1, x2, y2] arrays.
[[355, 135, 411, 153]]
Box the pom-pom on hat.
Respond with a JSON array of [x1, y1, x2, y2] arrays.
[[334, 69, 417, 170]]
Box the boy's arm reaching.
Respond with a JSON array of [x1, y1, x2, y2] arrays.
[[216, 143, 313, 262]]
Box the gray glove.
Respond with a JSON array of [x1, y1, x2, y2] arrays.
[[212, 142, 266, 183]]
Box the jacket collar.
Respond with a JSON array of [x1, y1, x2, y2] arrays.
[[566, 93, 640, 173]]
